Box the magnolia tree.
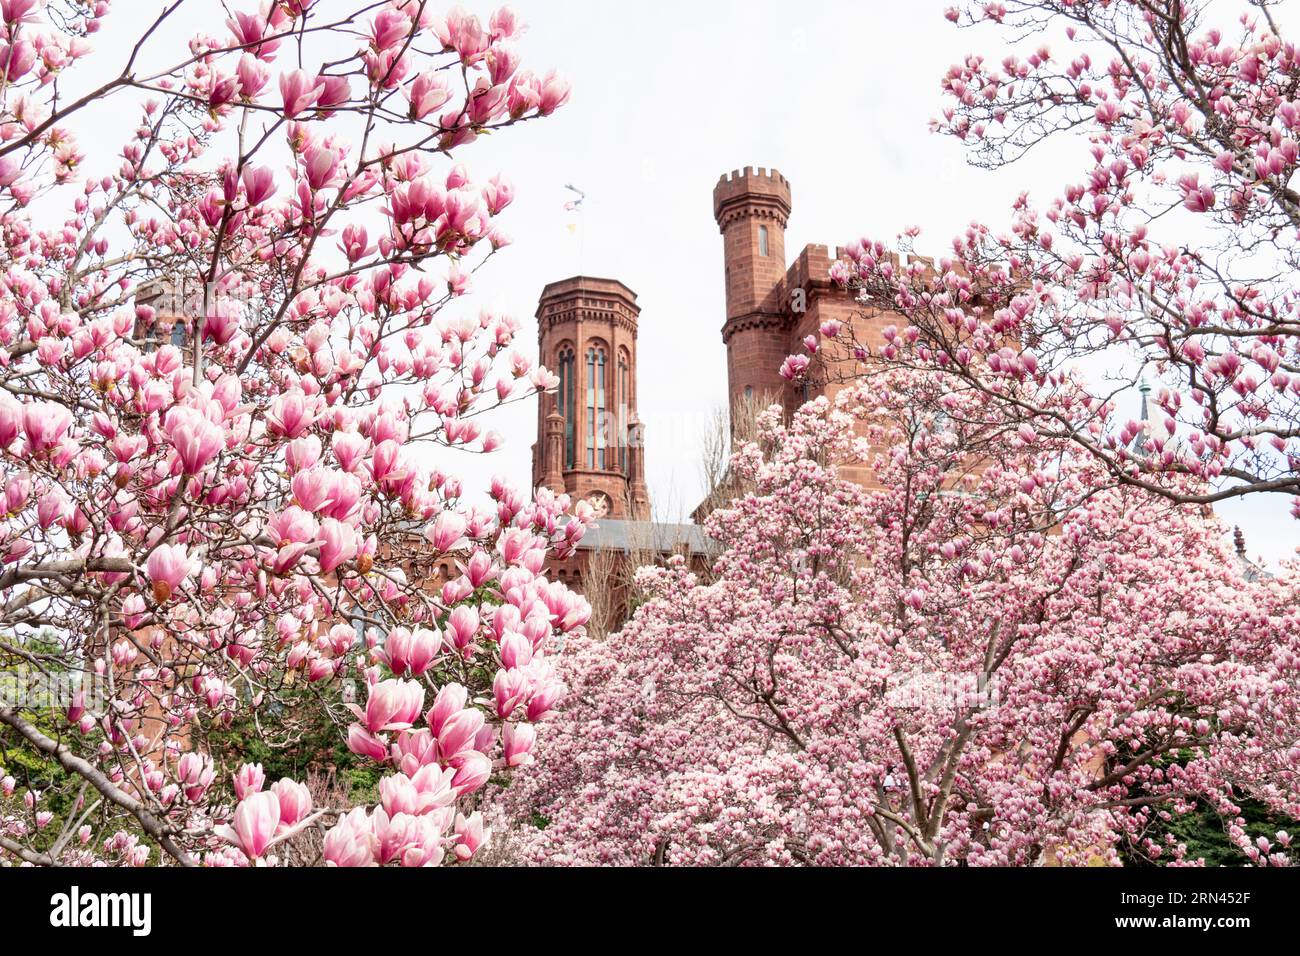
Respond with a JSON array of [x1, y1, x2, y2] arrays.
[[824, 0, 1300, 512], [0, 0, 592, 867], [503, 372, 1300, 865]]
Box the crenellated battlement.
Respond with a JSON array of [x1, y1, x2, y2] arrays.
[[714, 165, 790, 189], [713, 166, 792, 226], [785, 244, 841, 292]]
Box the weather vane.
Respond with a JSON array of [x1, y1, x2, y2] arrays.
[[563, 183, 586, 212], [564, 184, 587, 269]]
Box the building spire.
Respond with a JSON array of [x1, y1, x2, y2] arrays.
[[1129, 377, 1154, 457]]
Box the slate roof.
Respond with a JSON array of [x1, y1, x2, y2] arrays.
[[573, 519, 714, 556]]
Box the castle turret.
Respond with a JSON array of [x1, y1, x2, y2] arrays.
[[532, 276, 647, 520], [626, 414, 650, 521], [714, 167, 793, 415], [540, 409, 566, 497]]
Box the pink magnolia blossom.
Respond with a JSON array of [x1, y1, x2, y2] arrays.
[[502, 721, 535, 767], [449, 751, 491, 795], [237, 53, 270, 98], [347, 725, 389, 763], [426, 683, 468, 737], [317, 518, 357, 574], [384, 627, 440, 677], [177, 753, 214, 803], [233, 763, 265, 801], [271, 779, 313, 829], [164, 406, 224, 475], [322, 808, 377, 867], [241, 165, 276, 206], [0, 0, 44, 26], [453, 811, 487, 861], [220, 791, 281, 861], [353, 679, 425, 734], [0, 0, 575, 870], [434, 707, 484, 763], [146, 544, 192, 603], [427, 510, 467, 551], [501, 374, 1300, 866], [279, 69, 323, 117], [443, 604, 480, 657], [22, 402, 72, 453], [406, 71, 451, 119]]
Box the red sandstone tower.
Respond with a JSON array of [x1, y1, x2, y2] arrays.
[[713, 167, 794, 416], [713, 167, 875, 413], [711, 167, 882, 495], [532, 276, 650, 520]]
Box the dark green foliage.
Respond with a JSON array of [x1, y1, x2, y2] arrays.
[[200, 676, 380, 803], [1123, 796, 1299, 867], [1111, 731, 1295, 867]]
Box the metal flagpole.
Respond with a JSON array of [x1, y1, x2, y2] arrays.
[[564, 183, 586, 272]]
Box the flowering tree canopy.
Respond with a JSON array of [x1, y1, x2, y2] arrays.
[[0, 0, 590, 866], [828, 0, 1300, 512], [505, 373, 1300, 865]]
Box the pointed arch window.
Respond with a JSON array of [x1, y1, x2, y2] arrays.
[[557, 347, 576, 468], [617, 351, 630, 473], [586, 345, 607, 469]]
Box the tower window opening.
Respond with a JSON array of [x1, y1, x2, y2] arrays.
[[558, 347, 576, 468], [618, 351, 630, 473], [758, 225, 770, 257], [586, 346, 608, 469]]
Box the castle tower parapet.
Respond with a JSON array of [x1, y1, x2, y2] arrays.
[[714, 167, 794, 415]]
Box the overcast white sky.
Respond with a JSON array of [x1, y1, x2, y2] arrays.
[[73, 1, 1300, 564]]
